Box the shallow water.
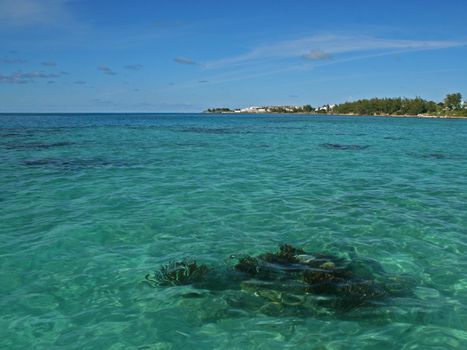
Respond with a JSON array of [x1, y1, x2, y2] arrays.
[[0, 113, 466, 349]]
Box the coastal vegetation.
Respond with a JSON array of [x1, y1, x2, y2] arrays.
[[333, 97, 438, 115], [266, 105, 313, 113], [206, 92, 467, 117], [333, 93, 466, 117], [205, 108, 233, 113]]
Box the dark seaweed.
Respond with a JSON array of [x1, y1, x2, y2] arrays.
[[383, 136, 405, 140], [321, 143, 370, 151], [421, 153, 449, 160], [178, 127, 238, 134], [411, 152, 464, 161], [24, 159, 56, 166], [23, 157, 135, 169], [175, 126, 257, 135], [146, 259, 208, 286], [260, 244, 305, 265], [4, 141, 74, 150], [1, 133, 22, 138], [234, 256, 260, 275]]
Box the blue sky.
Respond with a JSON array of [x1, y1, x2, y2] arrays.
[[1, 0, 466, 112]]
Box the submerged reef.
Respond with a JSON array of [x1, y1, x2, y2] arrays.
[[421, 153, 449, 160], [147, 244, 413, 314], [4, 141, 74, 150], [321, 143, 370, 151], [22, 157, 136, 169]]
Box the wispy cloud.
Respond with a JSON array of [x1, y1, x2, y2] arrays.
[[303, 49, 332, 61], [0, 70, 66, 84], [170, 35, 465, 90], [41, 61, 57, 67], [73, 80, 86, 85], [174, 57, 197, 65], [205, 34, 465, 69], [0, 74, 28, 84], [177, 33, 467, 87], [0, 0, 70, 27], [124, 64, 143, 70], [0, 57, 27, 64], [98, 65, 117, 75]]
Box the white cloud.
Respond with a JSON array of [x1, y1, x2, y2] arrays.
[[303, 49, 332, 61]]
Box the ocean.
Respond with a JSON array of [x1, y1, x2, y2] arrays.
[[1, 113, 466, 349]]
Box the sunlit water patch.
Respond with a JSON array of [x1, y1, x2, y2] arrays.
[[0, 113, 466, 349]]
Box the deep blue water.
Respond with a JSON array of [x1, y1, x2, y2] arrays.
[[1, 113, 466, 349]]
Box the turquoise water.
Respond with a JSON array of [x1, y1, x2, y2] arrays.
[[0, 113, 466, 349]]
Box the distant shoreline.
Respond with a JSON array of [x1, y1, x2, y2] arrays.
[[204, 111, 467, 119], [204, 94, 467, 118], [0, 112, 465, 119]]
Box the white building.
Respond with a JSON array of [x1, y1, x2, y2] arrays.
[[239, 106, 266, 113]]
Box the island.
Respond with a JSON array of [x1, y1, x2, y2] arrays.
[[205, 93, 467, 118]]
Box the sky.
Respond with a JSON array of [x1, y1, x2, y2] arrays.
[[0, 0, 467, 112]]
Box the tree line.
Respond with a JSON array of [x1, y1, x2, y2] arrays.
[[332, 93, 465, 116]]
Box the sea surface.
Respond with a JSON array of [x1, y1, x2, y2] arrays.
[[0, 113, 466, 350]]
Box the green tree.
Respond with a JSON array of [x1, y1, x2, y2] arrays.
[[333, 96, 440, 116], [444, 93, 462, 110], [302, 104, 313, 113]]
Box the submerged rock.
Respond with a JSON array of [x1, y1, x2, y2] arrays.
[[260, 244, 305, 265], [149, 244, 412, 313], [234, 256, 260, 275]]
